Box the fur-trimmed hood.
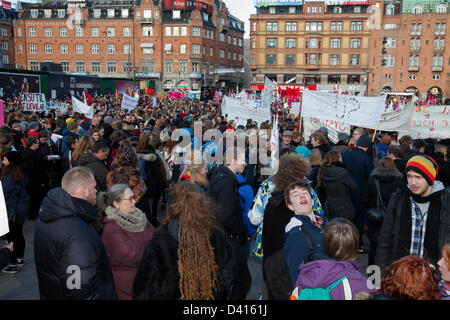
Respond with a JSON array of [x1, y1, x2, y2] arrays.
[[137, 152, 157, 162], [370, 166, 403, 182]]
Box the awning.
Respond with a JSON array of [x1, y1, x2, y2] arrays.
[[140, 43, 154, 48]]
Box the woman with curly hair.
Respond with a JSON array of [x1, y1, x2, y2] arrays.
[[438, 243, 450, 299], [132, 181, 237, 300], [370, 255, 440, 300], [70, 135, 94, 167]]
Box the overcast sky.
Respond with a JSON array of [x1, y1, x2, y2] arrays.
[[224, 0, 256, 38]]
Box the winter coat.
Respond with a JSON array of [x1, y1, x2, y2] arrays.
[[361, 167, 405, 243], [283, 215, 325, 285], [207, 165, 247, 237], [307, 166, 320, 190], [332, 143, 350, 155], [34, 188, 117, 300], [137, 150, 165, 199], [436, 160, 450, 188], [375, 183, 450, 270], [374, 142, 389, 159], [235, 173, 256, 237], [312, 144, 330, 158], [294, 260, 375, 300], [132, 221, 237, 300], [22, 147, 50, 193], [402, 148, 422, 163], [2, 173, 29, 225], [61, 130, 77, 156], [321, 165, 357, 221], [101, 215, 154, 300], [78, 152, 109, 192]]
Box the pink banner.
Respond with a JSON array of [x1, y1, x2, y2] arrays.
[[168, 91, 183, 100], [0, 100, 4, 126]]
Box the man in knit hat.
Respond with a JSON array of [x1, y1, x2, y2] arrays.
[[376, 154, 450, 270]]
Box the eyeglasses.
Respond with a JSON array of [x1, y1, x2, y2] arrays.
[[121, 196, 135, 202]]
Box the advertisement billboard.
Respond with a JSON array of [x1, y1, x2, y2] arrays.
[[163, 0, 212, 14]]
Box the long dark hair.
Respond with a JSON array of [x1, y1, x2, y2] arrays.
[[1, 161, 24, 183], [317, 150, 342, 187]]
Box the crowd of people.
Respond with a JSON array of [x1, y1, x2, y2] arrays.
[[0, 92, 449, 301]]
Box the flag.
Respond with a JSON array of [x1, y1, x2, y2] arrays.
[[262, 77, 277, 110], [72, 95, 93, 119], [83, 91, 92, 106], [270, 115, 279, 170], [115, 90, 120, 100]]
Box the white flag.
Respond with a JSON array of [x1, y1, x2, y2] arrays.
[[262, 77, 277, 110], [270, 115, 279, 170], [71, 95, 93, 119]]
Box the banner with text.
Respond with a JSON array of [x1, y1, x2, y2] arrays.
[[405, 105, 450, 140], [222, 96, 271, 127], [20, 92, 46, 112], [303, 117, 351, 144], [301, 90, 386, 128], [121, 93, 140, 112]]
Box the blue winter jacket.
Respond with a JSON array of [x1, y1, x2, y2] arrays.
[[235, 173, 256, 237], [2, 173, 29, 225]]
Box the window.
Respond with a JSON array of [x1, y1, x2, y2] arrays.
[[91, 27, 99, 37], [409, 55, 419, 67], [121, 9, 129, 18], [165, 43, 172, 53], [29, 44, 37, 54], [31, 9, 38, 18], [412, 5, 423, 14], [330, 38, 341, 49], [221, 17, 225, 25], [331, 21, 343, 32], [411, 23, 422, 35], [228, 51, 231, 60], [143, 27, 153, 36], [350, 38, 361, 49], [93, 9, 101, 18], [350, 54, 360, 65], [286, 21, 297, 32], [285, 54, 296, 65], [311, 7, 317, 13], [233, 37, 237, 46], [252, 22, 256, 32], [107, 44, 115, 54], [181, 27, 187, 36], [239, 39, 242, 47], [228, 35, 231, 44], [385, 4, 395, 15], [330, 54, 340, 65], [305, 21, 323, 32], [434, 37, 445, 49], [203, 45, 206, 55], [192, 44, 200, 54], [30, 61, 39, 71], [432, 55, 443, 67], [266, 22, 278, 32], [384, 55, 395, 67], [269, 7, 276, 14], [179, 61, 187, 73], [122, 61, 132, 73], [385, 37, 396, 48], [123, 44, 131, 55], [44, 27, 52, 37], [233, 52, 237, 61], [384, 24, 397, 30], [289, 7, 296, 14], [75, 27, 83, 37], [172, 10, 181, 19], [17, 28, 21, 37], [166, 61, 172, 73], [44, 9, 52, 18], [45, 44, 53, 54], [58, 9, 65, 18], [351, 21, 363, 31], [60, 44, 68, 54], [18, 44, 22, 54], [2, 54, 8, 64], [333, 6, 342, 13], [61, 61, 70, 72], [435, 23, 446, 35], [29, 27, 36, 37], [142, 45, 153, 54], [91, 61, 101, 73], [107, 61, 116, 73], [76, 44, 84, 54], [309, 53, 318, 65], [141, 60, 154, 73], [180, 44, 186, 54], [286, 38, 296, 49], [192, 26, 200, 36], [76, 61, 85, 73], [354, 6, 361, 13], [266, 38, 277, 48], [408, 75, 417, 80], [266, 54, 276, 65], [410, 38, 421, 48], [436, 4, 447, 14], [60, 27, 68, 37], [192, 62, 199, 73], [220, 33, 225, 42], [309, 38, 319, 48], [92, 44, 100, 54], [1, 40, 8, 50], [107, 27, 115, 37], [107, 9, 115, 18], [143, 9, 152, 18], [220, 49, 225, 58], [123, 27, 131, 37]]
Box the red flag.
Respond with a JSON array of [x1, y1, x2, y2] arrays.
[[84, 92, 92, 106]]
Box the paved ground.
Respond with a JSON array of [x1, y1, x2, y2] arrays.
[[0, 218, 367, 300]]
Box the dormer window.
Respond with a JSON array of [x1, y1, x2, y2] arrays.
[[121, 9, 129, 18], [108, 9, 115, 18], [44, 10, 51, 18], [173, 10, 180, 19], [31, 9, 38, 18], [93, 9, 101, 18]]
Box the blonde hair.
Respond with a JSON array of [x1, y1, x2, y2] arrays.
[[71, 135, 94, 162]]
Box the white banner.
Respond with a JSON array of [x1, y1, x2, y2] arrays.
[[46, 101, 69, 114], [262, 77, 277, 110], [121, 93, 140, 112], [301, 90, 387, 127], [222, 96, 271, 127], [71, 96, 93, 119], [303, 117, 351, 144], [406, 105, 450, 139], [291, 102, 300, 115], [20, 92, 46, 112], [0, 181, 9, 237]]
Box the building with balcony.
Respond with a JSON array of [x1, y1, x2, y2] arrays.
[[368, 0, 448, 99], [13, 0, 244, 92]]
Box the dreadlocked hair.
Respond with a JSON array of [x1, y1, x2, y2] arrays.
[[165, 181, 219, 300]]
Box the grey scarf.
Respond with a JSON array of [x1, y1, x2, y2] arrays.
[[105, 206, 147, 233]]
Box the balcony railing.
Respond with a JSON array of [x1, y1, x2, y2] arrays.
[[431, 66, 443, 72], [140, 18, 153, 24]]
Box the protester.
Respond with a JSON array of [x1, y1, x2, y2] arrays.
[[306, 148, 322, 190], [132, 181, 237, 300], [70, 135, 94, 167], [437, 243, 450, 300], [78, 142, 110, 192], [387, 144, 405, 174], [97, 184, 154, 300], [34, 167, 117, 299], [332, 132, 350, 155], [309, 131, 330, 158]]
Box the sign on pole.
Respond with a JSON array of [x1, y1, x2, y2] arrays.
[[20, 92, 46, 112], [121, 93, 140, 112]]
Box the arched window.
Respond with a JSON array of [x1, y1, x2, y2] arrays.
[[436, 4, 447, 14], [385, 4, 395, 16], [412, 5, 423, 14]]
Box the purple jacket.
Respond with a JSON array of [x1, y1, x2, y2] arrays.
[[294, 260, 375, 300]]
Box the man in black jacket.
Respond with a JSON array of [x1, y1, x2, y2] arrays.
[[208, 147, 251, 300], [34, 167, 117, 300], [77, 142, 110, 192], [376, 155, 450, 271]]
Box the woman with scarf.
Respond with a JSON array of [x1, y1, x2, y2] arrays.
[[97, 184, 154, 300]]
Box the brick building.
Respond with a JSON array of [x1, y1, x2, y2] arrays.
[[13, 0, 245, 91], [368, 0, 449, 100], [0, 9, 15, 68]]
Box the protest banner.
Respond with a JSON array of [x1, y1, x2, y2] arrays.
[[291, 102, 300, 115], [46, 101, 69, 114], [262, 77, 277, 110], [72, 95, 93, 119], [20, 92, 46, 112], [121, 93, 140, 111], [303, 117, 351, 144], [222, 96, 271, 127], [404, 105, 450, 139], [301, 90, 386, 127], [0, 182, 9, 237]]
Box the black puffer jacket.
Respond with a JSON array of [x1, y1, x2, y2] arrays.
[[78, 152, 109, 192], [34, 188, 117, 300], [321, 165, 357, 221], [132, 220, 237, 300]]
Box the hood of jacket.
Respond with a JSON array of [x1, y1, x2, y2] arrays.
[[370, 166, 403, 182], [296, 259, 363, 289], [39, 187, 97, 223], [77, 152, 98, 167], [137, 152, 157, 162], [207, 165, 235, 186], [321, 165, 348, 182]]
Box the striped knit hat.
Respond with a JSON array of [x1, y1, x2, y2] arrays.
[[405, 155, 439, 186]]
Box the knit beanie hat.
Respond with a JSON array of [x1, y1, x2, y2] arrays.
[[80, 121, 90, 131], [295, 146, 312, 159], [67, 121, 78, 131], [4, 151, 22, 165], [405, 155, 439, 186]]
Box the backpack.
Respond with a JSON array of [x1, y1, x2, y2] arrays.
[[291, 275, 352, 300]]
